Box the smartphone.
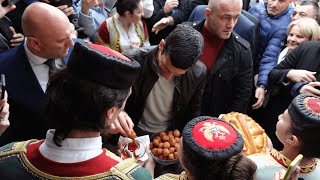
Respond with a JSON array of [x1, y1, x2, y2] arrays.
[[0, 74, 5, 100], [0, 74, 5, 112], [0, 16, 13, 40], [283, 154, 303, 180]]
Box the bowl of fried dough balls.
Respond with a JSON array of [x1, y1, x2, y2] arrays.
[[150, 130, 181, 166]]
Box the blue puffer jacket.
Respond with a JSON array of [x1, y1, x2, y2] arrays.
[[249, 3, 292, 87]]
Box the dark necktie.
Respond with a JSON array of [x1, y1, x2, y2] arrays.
[[44, 59, 57, 76]]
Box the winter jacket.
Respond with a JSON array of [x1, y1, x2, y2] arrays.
[[249, 2, 292, 87]]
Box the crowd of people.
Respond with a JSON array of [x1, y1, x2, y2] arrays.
[[0, 0, 320, 179]]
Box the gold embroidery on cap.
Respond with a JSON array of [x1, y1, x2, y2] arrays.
[[200, 122, 230, 142], [304, 97, 320, 116]]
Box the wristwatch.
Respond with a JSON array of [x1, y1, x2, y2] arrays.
[[257, 84, 266, 90]]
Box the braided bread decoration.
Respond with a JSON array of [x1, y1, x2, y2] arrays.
[[221, 112, 268, 156]]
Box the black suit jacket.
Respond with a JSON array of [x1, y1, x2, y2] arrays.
[[0, 39, 80, 145], [0, 44, 47, 145]]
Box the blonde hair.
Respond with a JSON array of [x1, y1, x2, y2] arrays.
[[287, 18, 320, 41]]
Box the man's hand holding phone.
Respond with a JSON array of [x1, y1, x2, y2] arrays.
[[0, 94, 10, 135], [0, 0, 16, 19], [0, 74, 9, 135]]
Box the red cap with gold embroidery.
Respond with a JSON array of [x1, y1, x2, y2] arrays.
[[67, 42, 140, 89], [288, 94, 320, 128], [182, 116, 244, 160]]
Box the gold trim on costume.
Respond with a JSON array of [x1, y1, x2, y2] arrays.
[[111, 17, 121, 52], [157, 171, 188, 180], [3, 140, 143, 180], [269, 148, 317, 173], [0, 140, 37, 157], [112, 17, 145, 53]]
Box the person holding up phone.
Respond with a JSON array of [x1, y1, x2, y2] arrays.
[[0, 0, 24, 53], [0, 2, 76, 146], [248, 94, 320, 180], [0, 90, 9, 136], [0, 41, 153, 179]]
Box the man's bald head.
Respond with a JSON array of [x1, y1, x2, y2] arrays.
[[22, 2, 69, 37], [205, 0, 242, 39], [208, 0, 242, 11], [22, 2, 74, 59]]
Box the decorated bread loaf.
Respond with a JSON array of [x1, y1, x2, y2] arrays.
[[221, 112, 267, 155]]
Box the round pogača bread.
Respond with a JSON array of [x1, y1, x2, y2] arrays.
[[221, 112, 267, 156]]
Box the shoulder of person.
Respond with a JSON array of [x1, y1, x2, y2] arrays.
[[122, 46, 157, 63], [182, 20, 205, 31], [301, 41, 320, 49], [182, 21, 198, 26], [232, 32, 251, 50], [191, 60, 207, 76], [0, 140, 37, 158], [114, 158, 153, 180], [249, 2, 266, 13]]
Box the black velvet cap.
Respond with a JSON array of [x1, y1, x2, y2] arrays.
[[288, 94, 320, 128], [182, 116, 244, 160], [67, 42, 140, 89]]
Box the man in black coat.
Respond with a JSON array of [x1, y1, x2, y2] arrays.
[[186, 0, 253, 116]]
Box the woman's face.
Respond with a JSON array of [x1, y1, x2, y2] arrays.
[[287, 25, 310, 50], [276, 110, 294, 145], [129, 1, 144, 23]]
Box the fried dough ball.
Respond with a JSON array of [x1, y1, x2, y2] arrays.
[[169, 138, 176, 147], [174, 137, 180, 143], [159, 132, 166, 137], [152, 148, 157, 155], [169, 147, 175, 153], [163, 142, 170, 149], [168, 153, 175, 160], [155, 136, 161, 141], [158, 142, 164, 148], [162, 148, 170, 157], [151, 129, 181, 160], [153, 139, 160, 147], [128, 131, 136, 139], [161, 135, 169, 142], [173, 130, 180, 137], [156, 148, 163, 156]]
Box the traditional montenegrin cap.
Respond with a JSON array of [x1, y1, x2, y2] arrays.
[[182, 116, 244, 160], [288, 94, 320, 128], [67, 42, 140, 89]]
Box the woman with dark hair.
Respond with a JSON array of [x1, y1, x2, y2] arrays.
[[249, 94, 320, 180], [96, 0, 150, 52]]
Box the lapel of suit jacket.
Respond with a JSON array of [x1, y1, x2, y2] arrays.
[[8, 44, 46, 114]]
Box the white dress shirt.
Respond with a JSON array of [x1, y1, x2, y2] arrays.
[[24, 40, 60, 92], [39, 129, 103, 163]]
